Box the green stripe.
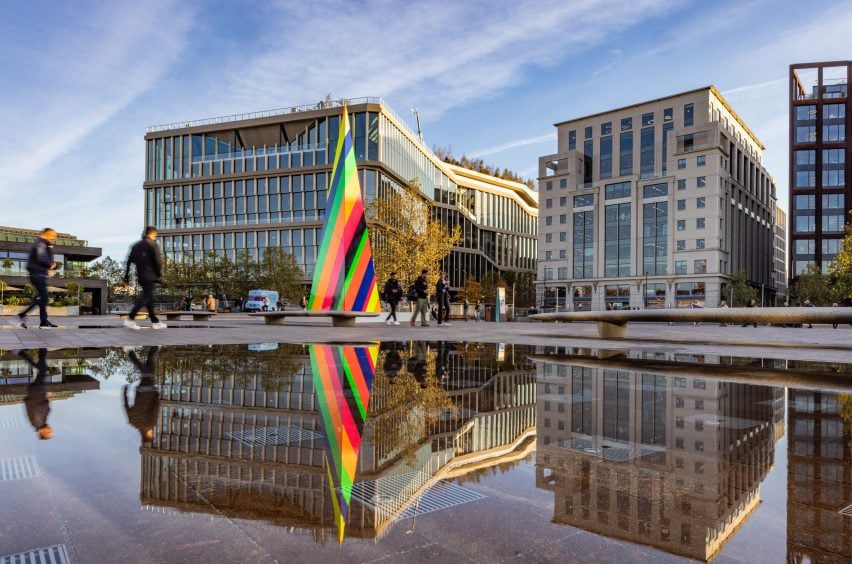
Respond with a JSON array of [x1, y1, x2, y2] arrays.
[[342, 357, 367, 422], [339, 229, 368, 309]]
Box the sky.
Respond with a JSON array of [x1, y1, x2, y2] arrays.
[[1, 0, 851, 260]]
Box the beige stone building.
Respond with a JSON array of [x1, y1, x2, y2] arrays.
[[537, 86, 784, 310]]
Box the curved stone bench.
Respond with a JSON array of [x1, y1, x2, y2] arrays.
[[249, 310, 380, 327], [529, 307, 852, 338], [160, 311, 217, 321]]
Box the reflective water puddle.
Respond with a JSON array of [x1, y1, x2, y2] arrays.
[[0, 343, 849, 562]]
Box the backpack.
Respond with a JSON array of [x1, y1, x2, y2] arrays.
[[407, 284, 418, 300]]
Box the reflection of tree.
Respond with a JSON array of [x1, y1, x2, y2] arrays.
[[839, 394, 852, 428], [154, 345, 306, 392], [365, 343, 457, 462], [88, 348, 138, 383]]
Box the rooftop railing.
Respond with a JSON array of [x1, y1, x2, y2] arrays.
[[147, 97, 383, 133]]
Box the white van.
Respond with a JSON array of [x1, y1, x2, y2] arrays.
[[245, 289, 279, 312]]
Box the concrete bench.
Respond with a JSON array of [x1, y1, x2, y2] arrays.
[[160, 311, 217, 321], [113, 311, 148, 319], [529, 307, 852, 338], [249, 310, 380, 327]]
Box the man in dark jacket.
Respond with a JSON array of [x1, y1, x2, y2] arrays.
[[124, 226, 165, 329], [13, 228, 59, 328], [123, 346, 160, 445], [435, 271, 451, 326], [383, 272, 403, 325], [410, 269, 430, 327]]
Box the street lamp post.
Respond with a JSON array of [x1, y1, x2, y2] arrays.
[[644, 271, 648, 309]]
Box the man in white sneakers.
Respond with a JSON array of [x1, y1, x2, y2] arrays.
[[123, 226, 166, 330]]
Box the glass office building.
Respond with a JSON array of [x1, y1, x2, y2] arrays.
[[143, 98, 538, 288], [789, 62, 851, 278]]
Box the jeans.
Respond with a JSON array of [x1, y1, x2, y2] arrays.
[[385, 301, 398, 322], [437, 296, 450, 324], [130, 280, 159, 323], [19, 275, 49, 325]]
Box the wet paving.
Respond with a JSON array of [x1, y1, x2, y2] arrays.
[[0, 342, 850, 563]]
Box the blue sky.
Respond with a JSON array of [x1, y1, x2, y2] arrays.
[[1, 0, 851, 259]]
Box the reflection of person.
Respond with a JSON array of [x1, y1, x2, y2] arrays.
[[19, 349, 53, 440], [407, 341, 428, 387], [124, 226, 165, 330], [123, 346, 160, 444], [742, 298, 758, 328], [14, 228, 59, 328], [381, 342, 402, 381]]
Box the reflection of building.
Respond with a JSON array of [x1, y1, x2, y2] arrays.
[[140, 343, 537, 541], [534, 358, 782, 561], [0, 349, 102, 403], [788, 62, 850, 278], [537, 86, 782, 310], [142, 99, 538, 288], [787, 390, 852, 560], [0, 225, 107, 314]]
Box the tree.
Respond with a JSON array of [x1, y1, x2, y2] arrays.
[[725, 270, 758, 307], [792, 263, 833, 306], [829, 223, 852, 304], [89, 256, 132, 301], [480, 270, 506, 302], [256, 246, 304, 303], [367, 179, 461, 288], [64, 283, 83, 306], [456, 276, 484, 303]]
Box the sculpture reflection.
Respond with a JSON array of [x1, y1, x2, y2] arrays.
[[534, 357, 784, 562]]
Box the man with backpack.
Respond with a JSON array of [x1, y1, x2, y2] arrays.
[[123, 226, 166, 330]]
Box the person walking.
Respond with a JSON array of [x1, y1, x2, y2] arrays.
[[742, 298, 758, 327], [383, 271, 402, 325], [19, 349, 53, 440], [804, 299, 815, 328], [124, 226, 166, 330], [475, 300, 482, 322], [411, 269, 430, 327], [832, 302, 839, 329], [123, 346, 160, 445], [12, 228, 59, 328], [463, 298, 470, 321], [719, 299, 729, 327], [205, 294, 216, 312], [436, 271, 451, 326]]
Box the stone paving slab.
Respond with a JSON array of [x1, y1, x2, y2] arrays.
[[0, 314, 851, 364]]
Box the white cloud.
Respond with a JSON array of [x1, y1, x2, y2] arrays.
[[470, 133, 557, 158]]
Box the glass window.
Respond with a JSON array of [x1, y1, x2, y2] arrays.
[[696, 155, 706, 166], [584, 126, 593, 139], [573, 194, 594, 207], [605, 181, 631, 200], [677, 199, 686, 210], [696, 238, 705, 249], [697, 197, 706, 209], [640, 126, 655, 176], [642, 112, 654, 126], [559, 196, 567, 206], [568, 130, 576, 150], [600, 135, 613, 179], [643, 201, 668, 275], [643, 182, 667, 198], [601, 122, 613, 135], [697, 176, 706, 188], [676, 239, 686, 250], [621, 117, 632, 131], [545, 216, 552, 225], [677, 179, 686, 190], [664, 108, 673, 122], [677, 159, 686, 169], [675, 260, 687, 274], [546, 180, 553, 191], [604, 203, 631, 277], [545, 233, 552, 243], [694, 259, 706, 274], [796, 105, 816, 121], [824, 104, 846, 119], [573, 211, 594, 278], [619, 131, 633, 176], [696, 218, 705, 229], [546, 198, 553, 209], [823, 124, 846, 141], [560, 214, 567, 224], [796, 126, 817, 142], [677, 220, 685, 231], [683, 103, 694, 127]]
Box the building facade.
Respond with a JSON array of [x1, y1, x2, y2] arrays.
[[143, 98, 538, 289], [0, 226, 106, 314], [789, 61, 850, 279], [538, 87, 781, 310], [773, 207, 788, 303]]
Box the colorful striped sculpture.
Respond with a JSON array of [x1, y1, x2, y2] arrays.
[[309, 343, 378, 543], [308, 107, 381, 312]]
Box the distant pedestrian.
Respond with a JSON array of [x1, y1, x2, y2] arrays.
[[411, 269, 430, 327], [463, 298, 470, 321], [12, 228, 59, 328], [475, 300, 482, 322], [19, 349, 53, 440], [383, 271, 402, 325], [262, 295, 270, 311], [205, 294, 216, 312], [742, 298, 758, 327], [123, 346, 160, 445], [299, 295, 307, 309], [436, 271, 451, 326], [833, 302, 839, 329], [719, 299, 729, 327], [123, 226, 166, 330], [804, 299, 814, 328]]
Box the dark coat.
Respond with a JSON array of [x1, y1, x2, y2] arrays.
[[383, 278, 402, 304], [27, 237, 54, 277], [414, 275, 429, 299], [126, 237, 163, 283]]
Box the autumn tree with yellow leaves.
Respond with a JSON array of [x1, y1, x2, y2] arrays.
[[367, 179, 461, 288]]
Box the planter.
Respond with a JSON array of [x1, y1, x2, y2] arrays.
[[1, 305, 79, 317]]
